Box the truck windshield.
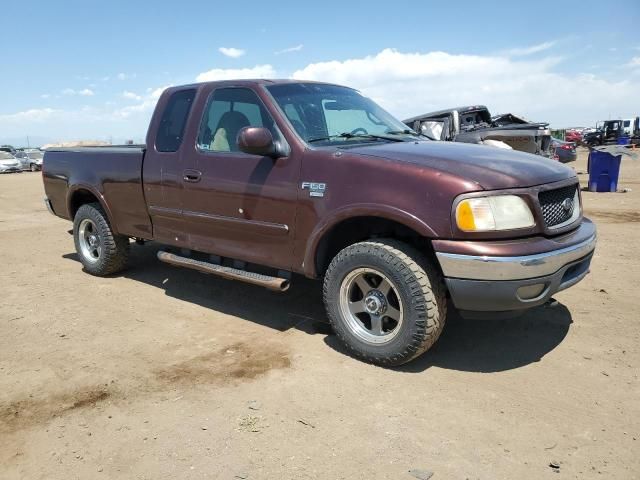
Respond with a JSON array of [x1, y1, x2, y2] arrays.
[[266, 83, 419, 146]]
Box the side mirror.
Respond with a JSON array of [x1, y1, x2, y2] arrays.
[[237, 127, 283, 159]]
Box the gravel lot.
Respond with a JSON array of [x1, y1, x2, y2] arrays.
[[1, 149, 639, 479]]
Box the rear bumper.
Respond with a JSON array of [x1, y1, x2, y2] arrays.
[[434, 219, 596, 312]]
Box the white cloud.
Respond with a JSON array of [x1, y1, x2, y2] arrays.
[[6, 47, 640, 142], [626, 56, 640, 67], [0, 85, 171, 141], [121, 90, 142, 101], [293, 48, 640, 127], [40, 94, 50, 99], [195, 64, 276, 82], [116, 72, 136, 80], [275, 44, 304, 55], [0, 108, 57, 123], [150, 86, 169, 98], [62, 88, 95, 96], [504, 41, 556, 57], [112, 85, 171, 119], [218, 47, 246, 58]]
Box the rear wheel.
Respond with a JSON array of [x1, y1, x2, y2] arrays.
[[73, 203, 130, 276], [30, 163, 38, 172], [323, 239, 447, 366]]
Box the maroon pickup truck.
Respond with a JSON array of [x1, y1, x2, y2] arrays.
[[43, 80, 596, 366]]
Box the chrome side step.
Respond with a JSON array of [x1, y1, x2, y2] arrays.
[[157, 251, 290, 292]]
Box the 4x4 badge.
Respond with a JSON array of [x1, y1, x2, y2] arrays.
[[302, 182, 327, 198]]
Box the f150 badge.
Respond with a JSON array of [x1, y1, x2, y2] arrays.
[[302, 182, 327, 198]]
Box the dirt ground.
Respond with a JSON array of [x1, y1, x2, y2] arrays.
[[1, 149, 639, 480]]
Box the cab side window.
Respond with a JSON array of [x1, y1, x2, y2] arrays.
[[155, 89, 195, 152], [197, 88, 278, 152]]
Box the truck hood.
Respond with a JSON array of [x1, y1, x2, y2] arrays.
[[347, 140, 574, 190]]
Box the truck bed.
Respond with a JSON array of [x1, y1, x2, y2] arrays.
[[43, 146, 152, 239]]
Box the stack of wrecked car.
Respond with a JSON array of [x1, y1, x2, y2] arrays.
[[404, 105, 553, 157]]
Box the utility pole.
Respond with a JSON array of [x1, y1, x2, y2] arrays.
[[26, 136, 30, 148]]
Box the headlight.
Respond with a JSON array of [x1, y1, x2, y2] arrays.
[[455, 195, 535, 231]]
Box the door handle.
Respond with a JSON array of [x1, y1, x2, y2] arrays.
[[183, 169, 202, 183]]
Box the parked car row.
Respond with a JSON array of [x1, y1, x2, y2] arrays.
[[563, 117, 640, 147], [0, 147, 43, 173], [0, 151, 22, 173]]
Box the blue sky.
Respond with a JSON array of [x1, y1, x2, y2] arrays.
[[1, 0, 639, 146]]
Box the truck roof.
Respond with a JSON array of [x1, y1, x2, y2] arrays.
[[165, 79, 348, 92]]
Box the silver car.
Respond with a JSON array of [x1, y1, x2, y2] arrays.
[[0, 151, 21, 173], [12, 151, 31, 170], [24, 150, 44, 171]]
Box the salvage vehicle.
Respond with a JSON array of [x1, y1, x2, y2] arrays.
[[585, 117, 640, 146], [551, 138, 577, 163], [0, 151, 21, 173], [0, 145, 17, 154], [565, 130, 583, 144], [404, 106, 553, 157], [43, 80, 597, 366], [13, 151, 31, 170], [24, 150, 44, 171], [584, 120, 623, 146]]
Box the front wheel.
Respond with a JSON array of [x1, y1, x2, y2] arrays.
[[73, 203, 130, 276], [323, 239, 447, 366]]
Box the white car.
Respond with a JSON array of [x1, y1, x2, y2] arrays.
[[0, 151, 21, 173]]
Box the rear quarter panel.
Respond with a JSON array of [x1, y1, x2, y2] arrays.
[[43, 148, 152, 238]]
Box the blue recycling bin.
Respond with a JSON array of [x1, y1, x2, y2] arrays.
[[617, 136, 631, 145], [588, 150, 622, 192]]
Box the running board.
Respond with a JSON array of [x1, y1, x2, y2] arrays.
[[157, 251, 290, 292]]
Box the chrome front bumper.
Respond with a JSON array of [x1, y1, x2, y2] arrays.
[[435, 229, 597, 313], [436, 234, 597, 281]]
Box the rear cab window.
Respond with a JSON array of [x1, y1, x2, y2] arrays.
[[155, 89, 196, 152]]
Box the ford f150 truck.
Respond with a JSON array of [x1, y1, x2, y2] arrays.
[[43, 80, 597, 366]]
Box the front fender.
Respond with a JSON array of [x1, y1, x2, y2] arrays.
[[303, 203, 437, 278]]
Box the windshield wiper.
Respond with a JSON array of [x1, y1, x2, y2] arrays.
[[386, 129, 435, 141], [385, 129, 418, 136], [308, 132, 405, 143]]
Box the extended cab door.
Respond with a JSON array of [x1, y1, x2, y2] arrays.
[[180, 86, 299, 271], [143, 87, 196, 246]]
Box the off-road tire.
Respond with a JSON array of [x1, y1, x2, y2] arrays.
[[73, 203, 130, 276], [323, 239, 447, 366]]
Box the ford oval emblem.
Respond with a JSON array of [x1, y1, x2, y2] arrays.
[[561, 198, 573, 212]]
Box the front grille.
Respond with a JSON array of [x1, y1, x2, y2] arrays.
[[538, 183, 578, 228]]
